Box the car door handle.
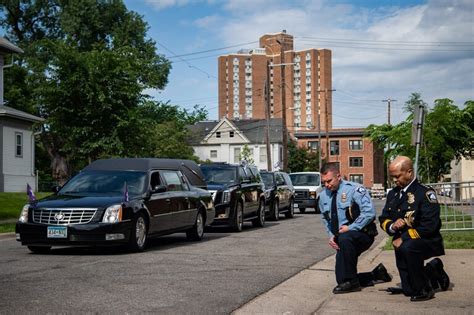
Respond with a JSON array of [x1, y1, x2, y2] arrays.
[[166, 198, 171, 203]]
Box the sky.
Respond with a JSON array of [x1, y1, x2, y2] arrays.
[[126, 0, 472, 127]]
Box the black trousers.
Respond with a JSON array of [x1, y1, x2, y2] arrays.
[[395, 238, 437, 295], [335, 230, 374, 285]]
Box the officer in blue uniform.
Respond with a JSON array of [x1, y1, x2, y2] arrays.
[[319, 162, 391, 294], [379, 156, 449, 302]]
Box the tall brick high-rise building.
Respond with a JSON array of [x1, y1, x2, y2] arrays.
[[218, 31, 332, 133]]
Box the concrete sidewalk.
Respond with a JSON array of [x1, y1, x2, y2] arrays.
[[233, 238, 474, 314]]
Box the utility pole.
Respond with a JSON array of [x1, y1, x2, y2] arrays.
[[264, 61, 272, 171], [382, 99, 397, 125], [318, 89, 335, 160], [316, 101, 322, 169], [279, 43, 288, 172], [382, 98, 396, 188]]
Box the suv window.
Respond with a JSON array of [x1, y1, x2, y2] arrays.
[[201, 165, 238, 185], [275, 173, 285, 185]]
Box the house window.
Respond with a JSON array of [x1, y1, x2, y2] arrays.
[[330, 140, 340, 155], [349, 140, 363, 150], [210, 150, 217, 158], [15, 132, 23, 158], [349, 157, 363, 167], [308, 141, 319, 151], [349, 174, 364, 184], [234, 148, 241, 163], [230, 131, 234, 137], [259, 148, 267, 163], [216, 132, 221, 138]]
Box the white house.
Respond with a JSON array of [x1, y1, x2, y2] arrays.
[[0, 37, 43, 192], [187, 117, 283, 171]]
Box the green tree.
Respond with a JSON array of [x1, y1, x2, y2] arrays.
[[366, 93, 473, 182], [239, 144, 255, 165], [1, 0, 171, 183], [287, 140, 320, 172]]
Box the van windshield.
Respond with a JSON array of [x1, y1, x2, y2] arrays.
[[289, 173, 321, 186], [59, 170, 147, 196]]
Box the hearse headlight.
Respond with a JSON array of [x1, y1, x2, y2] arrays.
[[102, 205, 123, 223], [18, 204, 29, 223], [222, 190, 231, 203]]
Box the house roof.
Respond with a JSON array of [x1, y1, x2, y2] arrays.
[[0, 37, 23, 55], [294, 128, 367, 138], [0, 105, 44, 123], [187, 118, 283, 145]]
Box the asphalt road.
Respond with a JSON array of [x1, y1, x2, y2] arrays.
[[0, 200, 386, 314]]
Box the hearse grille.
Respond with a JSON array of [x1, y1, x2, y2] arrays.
[[32, 208, 97, 225]]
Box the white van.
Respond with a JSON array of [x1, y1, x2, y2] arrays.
[[289, 172, 323, 213]]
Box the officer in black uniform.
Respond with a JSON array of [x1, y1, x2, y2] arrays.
[[379, 156, 450, 302]]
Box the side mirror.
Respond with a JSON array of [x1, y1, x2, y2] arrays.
[[52, 185, 61, 194], [152, 185, 167, 194]]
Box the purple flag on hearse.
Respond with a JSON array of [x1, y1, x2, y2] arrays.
[[27, 183, 36, 202], [123, 182, 129, 202]]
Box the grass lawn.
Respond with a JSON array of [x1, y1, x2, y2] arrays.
[[383, 230, 474, 250], [0, 192, 52, 220]]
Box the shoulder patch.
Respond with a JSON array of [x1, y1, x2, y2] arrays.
[[426, 191, 438, 203], [356, 187, 367, 194]]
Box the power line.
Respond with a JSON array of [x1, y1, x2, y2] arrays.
[[167, 41, 259, 59]]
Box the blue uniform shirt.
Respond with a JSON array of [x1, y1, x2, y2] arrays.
[[318, 180, 375, 237]]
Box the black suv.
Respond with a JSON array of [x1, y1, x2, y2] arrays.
[[200, 163, 266, 231], [260, 171, 295, 221], [16, 158, 215, 253]]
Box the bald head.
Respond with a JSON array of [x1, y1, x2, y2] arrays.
[[389, 156, 414, 188]]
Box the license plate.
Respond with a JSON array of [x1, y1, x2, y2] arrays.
[[294, 203, 298, 208], [47, 226, 67, 238]]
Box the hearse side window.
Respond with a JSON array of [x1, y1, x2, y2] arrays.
[[161, 170, 183, 191], [150, 171, 162, 190]]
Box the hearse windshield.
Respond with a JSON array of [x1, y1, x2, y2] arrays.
[[59, 170, 147, 196]]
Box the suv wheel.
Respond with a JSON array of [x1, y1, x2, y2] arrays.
[[186, 210, 205, 241], [232, 202, 244, 232], [128, 212, 148, 252], [252, 199, 266, 227], [270, 200, 279, 221], [286, 199, 295, 218]]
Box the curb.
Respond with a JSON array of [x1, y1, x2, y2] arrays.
[[0, 232, 15, 240]]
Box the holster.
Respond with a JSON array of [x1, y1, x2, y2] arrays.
[[345, 202, 378, 237]]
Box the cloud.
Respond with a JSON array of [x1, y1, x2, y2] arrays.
[[201, 0, 473, 125], [144, 0, 209, 10]]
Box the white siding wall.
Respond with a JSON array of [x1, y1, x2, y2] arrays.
[[2, 125, 36, 192]]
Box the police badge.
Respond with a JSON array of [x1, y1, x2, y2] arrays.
[[407, 192, 415, 204], [341, 192, 347, 202]]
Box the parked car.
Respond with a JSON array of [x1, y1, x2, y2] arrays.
[[260, 171, 295, 221], [289, 171, 323, 213], [16, 158, 215, 253], [199, 162, 266, 231]]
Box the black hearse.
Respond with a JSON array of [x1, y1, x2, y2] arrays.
[[199, 163, 266, 232], [16, 158, 215, 253]]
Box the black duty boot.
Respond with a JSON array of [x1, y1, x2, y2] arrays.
[[333, 279, 361, 294], [430, 258, 450, 291], [410, 287, 435, 302], [372, 263, 392, 283]]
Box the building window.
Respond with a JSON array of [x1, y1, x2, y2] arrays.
[[349, 140, 363, 150], [308, 141, 319, 151], [330, 140, 340, 155], [210, 150, 217, 158], [230, 131, 234, 137], [216, 131, 221, 138], [234, 148, 241, 163], [259, 148, 267, 163], [349, 174, 364, 184], [15, 132, 23, 158], [349, 157, 363, 167]]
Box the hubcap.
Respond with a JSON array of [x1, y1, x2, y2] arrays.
[[136, 216, 146, 247], [197, 213, 204, 236]]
